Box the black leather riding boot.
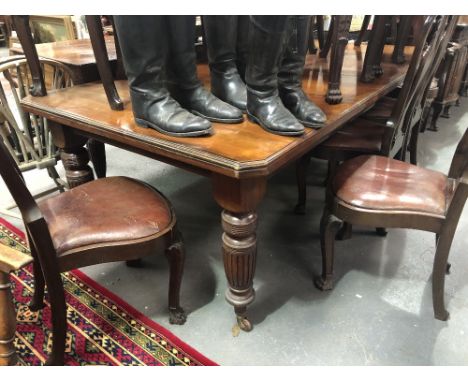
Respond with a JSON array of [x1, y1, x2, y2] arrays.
[[113, 16, 212, 137], [246, 16, 304, 136], [236, 16, 250, 82], [203, 16, 247, 111], [278, 16, 327, 128], [165, 16, 243, 123]]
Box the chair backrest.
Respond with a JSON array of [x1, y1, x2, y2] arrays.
[[382, 16, 456, 157], [0, 57, 74, 172]]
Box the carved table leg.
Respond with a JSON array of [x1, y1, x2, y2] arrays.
[[213, 175, 266, 332], [49, 122, 95, 188], [0, 272, 17, 366]]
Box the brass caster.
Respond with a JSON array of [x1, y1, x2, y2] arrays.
[[236, 315, 253, 332]]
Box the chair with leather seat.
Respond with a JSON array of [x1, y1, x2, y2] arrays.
[[315, 127, 468, 321], [0, 137, 187, 365], [295, 16, 456, 216]]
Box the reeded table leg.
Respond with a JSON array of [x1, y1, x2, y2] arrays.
[[0, 272, 17, 366], [222, 210, 257, 331], [213, 175, 266, 332]]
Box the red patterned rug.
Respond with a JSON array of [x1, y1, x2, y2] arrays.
[[0, 217, 217, 366]]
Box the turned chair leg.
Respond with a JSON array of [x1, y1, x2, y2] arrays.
[[315, 211, 342, 291], [165, 230, 187, 325], [294, 155, 311, 215]]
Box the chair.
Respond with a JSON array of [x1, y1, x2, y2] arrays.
[[0, 57, 74, 217], [0, 136, 187, 365], [316, 127, 468, 321], [295, 16, 456, 215]]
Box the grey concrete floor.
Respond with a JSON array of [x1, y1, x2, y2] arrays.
[[1, 46, 467, 364]]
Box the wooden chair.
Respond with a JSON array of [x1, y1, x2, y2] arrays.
[[0, 57, 74, 217], [295, 16, 456, 215], [316, 126, 468, 321], [0, 136, 187, 365]]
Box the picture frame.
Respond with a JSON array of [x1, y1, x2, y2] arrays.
[[29, 15, 76, 44]]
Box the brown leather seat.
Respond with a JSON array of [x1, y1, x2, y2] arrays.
[[39, 177, 174, 255], [332, 155, 453, 216], [320, 118, 385, 154]]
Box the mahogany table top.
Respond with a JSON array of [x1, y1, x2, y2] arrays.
[[21, 43, 412, 179]]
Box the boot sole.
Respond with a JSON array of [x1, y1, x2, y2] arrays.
[[190, 110, 244, 124], [298, 119, 326, 129], [135, 118, 214, 137], [246, 112, 304, 136]]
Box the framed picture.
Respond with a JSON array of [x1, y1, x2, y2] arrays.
[[29, 15, 76, 44]]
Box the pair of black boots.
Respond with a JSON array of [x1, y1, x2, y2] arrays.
[[113, 16, 243, 137], [205, 16, 326, 136]]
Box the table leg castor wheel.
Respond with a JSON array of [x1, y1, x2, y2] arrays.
[[236, 315, 253, 332]]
